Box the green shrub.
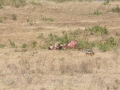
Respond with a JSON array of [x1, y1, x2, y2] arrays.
[[98, 37, 117, 52], [21, 43, 27, 48], [32, 41, 37, 48], [111, 5, 120, 13], [11, 14, 17, 20], [86, 25, 108, 35]]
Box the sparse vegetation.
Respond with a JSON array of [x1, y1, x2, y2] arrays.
[[0, 44, 6, 48], [9, 39, 17, 48], [103, 0, 109, 5], [21, 43, 27, 48], [11, 14, 17, 20], [92, 10, 102, 15], [0, 0, 26, 8], [37, 33, 44, 39], [41, 17, 54, 22], [35, 25, 120, 51], [85, 25, 108, 35], [111, 5, 120, 13], [32, 41, 37, 48], [0, 17, 2, 23], [1, 2, 120, 90], [98, 37, 117, 52], [30, 1, 42, 6]]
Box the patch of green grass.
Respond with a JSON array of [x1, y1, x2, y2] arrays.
[[9, 39, 17, 48], [92, 10, 102, 15], [0, 0, 26, 8], [111, 5, 120, 13], [37, 33, 44, 39], [77, 40, 95, 49], [0, 44, 6, 48], [11, 14, 17, 20], [103, 0, 109, 5], [0, 17, 2, 23], [30, 1, 42, 6], [32, 41, 37, 48], [21, 43, 27, 48], [98, 37, 117, 52], [86, 25, 108, 35], [0, 4, 3, 9], [50, 0, 71, 2], [41, 17, 54, 22], [36, 25, 120, 51]]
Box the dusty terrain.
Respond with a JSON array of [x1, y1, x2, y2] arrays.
[[0, 1, 120, 90]]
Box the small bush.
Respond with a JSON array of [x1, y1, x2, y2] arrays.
[[21, 43, 27, 48], [11, 14, 17, 20], [111, 5, 120, 13], [32, 41, 37, 48]]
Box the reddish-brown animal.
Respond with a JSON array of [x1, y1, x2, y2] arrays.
[[64, 40, 77, 49]]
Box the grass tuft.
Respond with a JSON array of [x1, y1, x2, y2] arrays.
[[111, 5, 120, 13], [9, 39, 17, 48]]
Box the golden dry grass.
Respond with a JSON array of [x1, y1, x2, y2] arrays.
[[0, 1, 120, 90]]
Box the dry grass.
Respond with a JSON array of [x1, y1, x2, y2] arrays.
[[0, 1, 120, 90]]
